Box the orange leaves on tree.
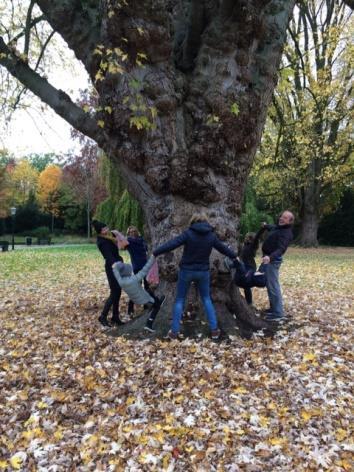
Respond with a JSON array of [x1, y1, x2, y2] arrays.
[[37, 164, 62, 216]]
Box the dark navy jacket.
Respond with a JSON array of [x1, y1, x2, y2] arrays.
[[262, 224, 293, 261], [153, 222, 237, 271], [127, 236, 148, 272]]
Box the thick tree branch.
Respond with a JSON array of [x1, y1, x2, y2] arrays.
[[35, 0, 101, 73], [0, 36, 103, 145]]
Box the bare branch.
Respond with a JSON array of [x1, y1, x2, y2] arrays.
[[0, 36, 103, 145], [24, 0, 36, 57]]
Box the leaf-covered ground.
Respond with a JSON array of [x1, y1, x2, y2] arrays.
[[0, 246, 353, 471]]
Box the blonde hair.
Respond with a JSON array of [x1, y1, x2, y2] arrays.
[[126, 225, 140, 236], [189, 212, 209, 225]]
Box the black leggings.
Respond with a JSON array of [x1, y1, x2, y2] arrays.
[[101, 266, 122, 321], [244, 287, 253, 305]]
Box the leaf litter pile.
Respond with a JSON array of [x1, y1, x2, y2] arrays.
[[0, 246, 353, 471]]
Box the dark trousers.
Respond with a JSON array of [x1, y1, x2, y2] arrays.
[[233, 260, 257, 305], [147, 294, 162, 324], [127, 274, 154, 314], [244, 287, 253, 305], [101, 265, 122, 321]]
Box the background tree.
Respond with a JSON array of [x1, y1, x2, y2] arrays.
[[95, 154, 144, 234], [37, 163, 62, 232], [8, 158, 39, 206], [28, 152, 59, 172], [239, 180, 274, 238], [57, 182, 87, 234], [0, 149, 13, 217], [0, 165, 9, 219], [0, 0, 331, 335], [253, 0, 353, 246], [63, 135, 106, 239]]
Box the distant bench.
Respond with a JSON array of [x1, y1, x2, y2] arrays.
[[0, 240, 9, 252]]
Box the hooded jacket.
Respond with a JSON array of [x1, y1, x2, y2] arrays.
[[153, 222, 237, 271], [262, 224, 293, 261], [112, 256, 155, 305]]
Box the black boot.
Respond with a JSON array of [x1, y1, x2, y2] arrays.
[[111, 317, 124, 326], [98, 315, 110, 327]]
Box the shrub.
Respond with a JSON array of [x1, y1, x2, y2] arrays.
[[239, 183, 273, 238], [31, 226, 51, 239]]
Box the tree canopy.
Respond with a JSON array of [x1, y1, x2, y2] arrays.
[[253, 0, 353, 245]]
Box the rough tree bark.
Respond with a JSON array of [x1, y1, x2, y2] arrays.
[[299, 167, 321, 247], [0, 0, 297, 338]]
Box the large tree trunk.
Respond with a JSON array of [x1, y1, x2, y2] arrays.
[[299, 206, 319, 247], [1, 0, 296, 337], [299, 160, 321, 247], [97, 0, 294, 337]]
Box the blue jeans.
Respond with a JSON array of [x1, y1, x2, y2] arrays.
[[264, 260, 283, 316], [171, 269, 218, 334]]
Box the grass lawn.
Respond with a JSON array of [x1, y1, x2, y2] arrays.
[[0, 246, 353, 470]]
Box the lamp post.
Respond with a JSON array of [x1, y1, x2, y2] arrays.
[[10, 207, 16, 250]]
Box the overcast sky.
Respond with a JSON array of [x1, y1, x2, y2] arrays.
[[1, 36, 90, 158]]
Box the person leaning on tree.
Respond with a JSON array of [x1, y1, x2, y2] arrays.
[[261, 210, 294, 322], [92, 220, 125, 327], [153, 212, 237, 340]]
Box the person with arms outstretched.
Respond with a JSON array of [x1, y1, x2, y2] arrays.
[[153, 212, 237, 340]]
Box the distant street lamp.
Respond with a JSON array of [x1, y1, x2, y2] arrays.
[[10, 207, 16, 250]]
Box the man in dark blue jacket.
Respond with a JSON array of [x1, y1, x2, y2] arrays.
[[261, 211, 294, 321], [153, 212, 237, 339]]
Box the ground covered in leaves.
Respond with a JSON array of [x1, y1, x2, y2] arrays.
[[0, 246, 353, 471]]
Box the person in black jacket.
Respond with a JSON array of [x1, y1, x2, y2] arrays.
[[153, 212, 237, 340], [239, 229, 266, 305], [261, 211, 294, 321], [92, 220, 124, 327]]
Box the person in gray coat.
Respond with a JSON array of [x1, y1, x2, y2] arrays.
[[112, 255, 165, 332]]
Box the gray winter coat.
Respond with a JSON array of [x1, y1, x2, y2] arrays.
[[112, 256, 155, 304]]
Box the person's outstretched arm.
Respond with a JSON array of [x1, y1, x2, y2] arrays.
[[153, 232, 188, 257], [213, 237, 237, 259], [253, 227, 266, 245], [135, 255, 156, 282]]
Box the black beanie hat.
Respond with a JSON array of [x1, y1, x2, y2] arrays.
[[92, 220, 107, 234]]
